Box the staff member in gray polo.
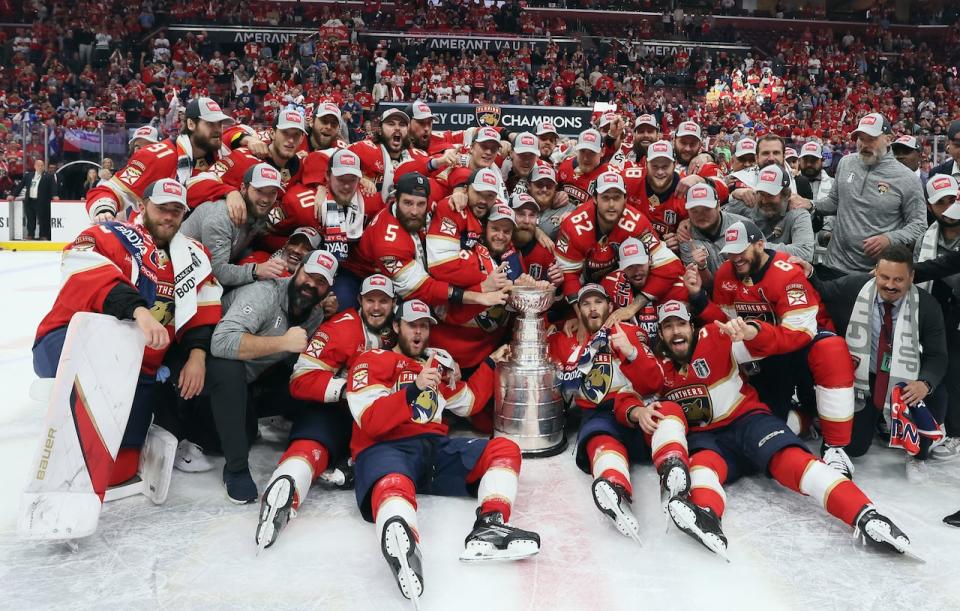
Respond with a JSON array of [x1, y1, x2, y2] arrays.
[[728, 164, 815, 261], [181, 163, 285, 287], [678, 183, 748, 278]]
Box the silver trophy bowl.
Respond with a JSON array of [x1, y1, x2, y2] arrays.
[[494, 284, 567, 457]]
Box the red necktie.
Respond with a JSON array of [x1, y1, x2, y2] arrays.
[[873, 302, 894, 410]]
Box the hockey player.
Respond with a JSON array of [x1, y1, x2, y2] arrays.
[[531, 164, 574, 240], [34, 178, 222, 497], [128, 125, 160, 155], [429, 126, 504, 202], [623, 140, 689, 241], [685, 220, 856, 478], [86, 97, 234, 221], [556, 129, 611, 207], [672, 121, 703, 173], [404, 99, 474, 155], [308, 102, 349, 153], [630, 302, 914, 559], [346, 300, 540, 602], [510, 193, 562, 284], [255, 275, 399, 550], [548, 284, 690, 542], [349, 108, 432, 198], [239, 227, 321, 276], [622, 114, 659, 165]]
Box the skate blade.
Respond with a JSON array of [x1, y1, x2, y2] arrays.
[[593, 480, 643, 545], [459, 539, 540, 562], [384, 523, 424, 606], [256, 477, 294, 555], [865, 527, 925, 563], [667, 500, 730, 563]]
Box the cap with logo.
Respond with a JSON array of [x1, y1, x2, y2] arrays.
[[303, 248, 339, 285], [330, 149, 362, 178], [289, 226, 321, 249], [404, 100, 433, 121], [852, 113, 892, 138], [470, 167, 502, 193], [395, 172, 431, 198], [397, 299, 437, 324], [720, 220, 764, 254], [926, 174, 960, 206], [576, 129, 603, 153], [685, 184, 718, 209], [381, 107, 410, 124], [129, 125, 159, 145], [634, 114, 658, 129], [536, 122, 559, 137], [315, 102, 342, 120], [785, 147, 799, 160], [595, 171, 626, 194], [647, 140, 674, 162], [185, 97, 234, 124], [577, 283, 608, 302], [530, 164, 556, 183], [735, 138, 757, 159], [360, 274, 396, 298], [618, 237, 649, 269], [474, 126, 501, 144], [657, 300, 691, 323], [675, 121, 702, 141], [243, 163, 284, 189], [513, 132, 539, 155], [275, 109, 307, 133], [891, 135, 920, 151], [487, 203, 517, 225], [754, 165, 789, 196], [598, 112, 618, 128], [800, 141, 823, 159], [511, 192, 540, 211], [143, 178, 188, 208]]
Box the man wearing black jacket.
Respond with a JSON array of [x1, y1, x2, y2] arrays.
[[10, 159, 59, 240]]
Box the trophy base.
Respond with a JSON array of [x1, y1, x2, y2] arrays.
[[493, 430, 568, 458]]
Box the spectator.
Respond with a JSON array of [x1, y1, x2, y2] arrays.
[[10, 159, 59, 241]]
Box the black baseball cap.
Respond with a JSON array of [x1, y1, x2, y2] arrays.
[[395, 172, 430, 198]]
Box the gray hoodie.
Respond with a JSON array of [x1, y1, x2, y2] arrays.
[[179, 199, 268, 287], [814, 149, 926, 273]]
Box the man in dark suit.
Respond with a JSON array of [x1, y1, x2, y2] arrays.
[[800, 245, 947, 479], [10, 159, 59, 240], [928, 119, 960, 182]]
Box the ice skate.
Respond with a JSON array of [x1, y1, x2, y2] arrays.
[[855, 507, 921, 561], [658, 455, 691, 503], [255, 475, 296, 553], [381, 516, 424, 608], [668, 495, 729, 561], [822, 443, 854, 480], [460, 510, 540, 562], [591, 477, 642, 544]]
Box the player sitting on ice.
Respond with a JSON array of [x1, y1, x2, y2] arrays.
[[255, 274, 399, 551], [629, 301, 914, 560], [548, 283, 690, 544], [345, 300, 539, 602]]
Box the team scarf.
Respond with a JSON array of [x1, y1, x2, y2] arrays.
[[558, 327, 610, 404], [174, 134, 199, 185], [889, 383, 944, 456], [845, 278, 920, 414], [319, 190, 367, 240], [379, 145, 416, 199], [916, 221, 940, 293]]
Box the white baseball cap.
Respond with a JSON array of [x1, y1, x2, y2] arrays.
[[536, 122, 559, 137], [475, 126, 501, 144], [303, 248, 339, 285], [405, 100, 433, 121], [927, 174, 960, 205], [595, 171, 626, 194], [381, 107, 410, 124], [598, 112, 618, 128], [128, 125, 159, 145], [892, 135, 920, 150], [647, 140, 674, 162], [397, 299, 437, 324], [735, 138, 757, 159], [470, 167, 502, 193], [487, 203, 517, 225], [657, 300, 691, 323], [852, 113, 891, 138], [634, 114, 658, 129], [530, 164, 556, 183], [577, 283, 609, 302], [685, 184, 718, 209], [360, 274, 396, 298], [330, 149, 362, 178], [513, 132, 539, 155], [315, 102, 342, 120], [755, 165, 788, 196], [185, 97, 234, 124], [618, 237, 649, 268], [244, 163, 284, 189], [276, 109, 307, 133], [143, 178, 188, 208], [675, 121, 702, 141], [799, 141, 823, 159], [576, 129, 603, 153], [720, 220, 764, 255], [289, 226, 321, 249], [785, 147, 799, 160], [511, 192, 540, 211]]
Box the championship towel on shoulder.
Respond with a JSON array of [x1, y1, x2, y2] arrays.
[[19, 313, 144, 540], [889, 384, 944, 456]]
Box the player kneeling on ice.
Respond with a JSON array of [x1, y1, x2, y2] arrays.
[[345, 300, 539, 602], [626, 301, 915, 560], [548, 284, 690, 544], [24, 179, 222, 539]]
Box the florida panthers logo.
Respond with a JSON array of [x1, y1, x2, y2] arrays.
[[475, 304, 510, 333], [580, 353, 613, 404], [665, 384, 713, 426], [412, 388, 439, 424]]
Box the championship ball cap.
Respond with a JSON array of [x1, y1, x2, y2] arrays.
[[595, 171, 626, 194], [926, 174, 960, 206], [185, 97, 234, 125], [302, 248, 339, 285], [530, 163, 557, 183], [734, 138, 757, 158], [275, 109, 307, 133], [618, 237, 649, 269], [474, 126, 501, 144], [634, 114, 658, 129], [675, 121, 702, 141], [128, 125, 159, 145], [800, 141, 823, 159], [513, 132, 539, 155], [143, 178, 188, 209], [754, 164, 788, 196], [330, 149, 362, 178], [381, 107, 410, 124], [360, 273, 396, 298], [785, 147, 799, 160], [575, 129, 603, 153], [720, 220, 764, 255], [598, 112, 618, 128], [646, 140, 674, 162], [470, 167, 502, 193], [510, 192, 540, 212], [892, 135, 920, 151], [289, 226, 321, 249], [395, 172, 431, 198], [487, 203, 517, 225], [657, 300, 691, 323], [315, 102, 342, 120], [577, 283, 609, 302], [536, 122, 559, 136], [404, 100, 433, 121], [685, 184, 718, 209], [397, 299, 437, 324], [852, 112, 892, 138], [243, 163, 283, 189]]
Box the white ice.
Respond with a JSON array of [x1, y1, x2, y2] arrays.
[[2, 251, 960, 611]]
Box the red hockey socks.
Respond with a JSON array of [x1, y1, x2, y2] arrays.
[[769, 446, 869, 526], [586, 434, 632, 498], [689, 450, 728, 517]]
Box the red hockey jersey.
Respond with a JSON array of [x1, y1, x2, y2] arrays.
[[186, 147, 303, 208], [600, 268, 687, 339], [556, 157, 611, 207], [425, 196, 489, 289]]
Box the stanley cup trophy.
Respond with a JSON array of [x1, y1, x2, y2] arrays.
[[494, 284, 567, 457]]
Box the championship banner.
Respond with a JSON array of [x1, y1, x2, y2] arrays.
[[359, 31, 579, 53], [377, 102, 591, 137]]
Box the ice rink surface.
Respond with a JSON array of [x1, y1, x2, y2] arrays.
[[2, 251, 960, 611]]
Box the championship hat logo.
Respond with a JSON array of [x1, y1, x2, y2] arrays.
[[861, 115, 877, 125], [316, 253, 334, 268], [206, 101, 221, 112], [583, 132, 598, 143], [725, 228, 740, 242], [933, 177, 952, 190], [653, 142, 669, 152], [416, 102, 430, 114], [162, 182, 183, 196], [285, 111, 301, 122], [370, 276, 387, 286], [603, 174, 619, 183], [690, 186, 708, 199], [261, 167, 279, 180], [623, 243, 640, 257], [339, 153, 357, 166], [802, 142, 819, 153], [741, 141, 755, 150], [760, 170, 778, 182], [481, 172, 497, 185], [520, 135, 536, 146]]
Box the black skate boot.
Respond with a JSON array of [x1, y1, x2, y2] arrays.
[[591, 477, 642, 544], [381, 516, 425, 602], [255, 475, 295, 552], [821, 442, 854, 480], [316, 456, 355, 490], [855, 507, 921, 560], [667, 495, 729, 561], [460, 510, 540, 562], [658, 455, 691, 503]]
